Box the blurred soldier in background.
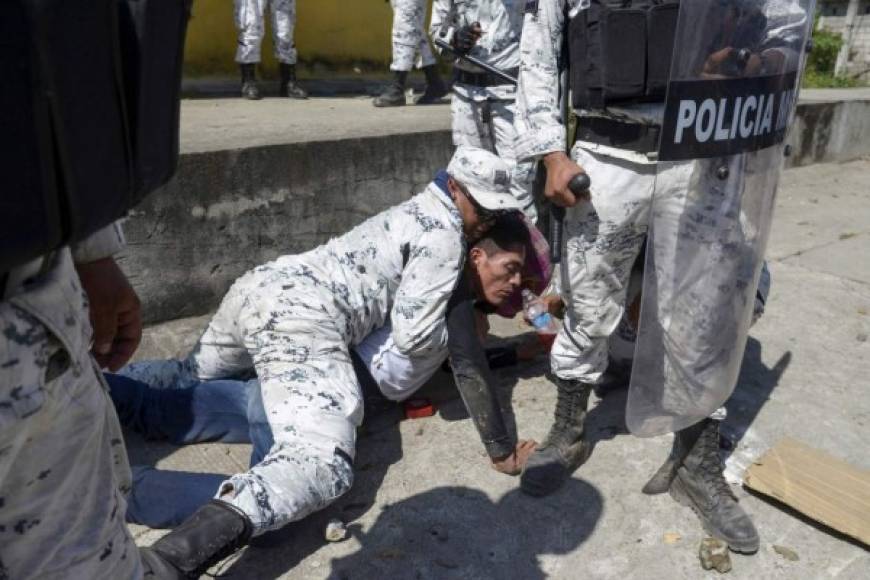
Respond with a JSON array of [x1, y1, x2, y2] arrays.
[[430, 0, 538, 221], [375, 0, 449, 106], [235, 0, 308, 100]]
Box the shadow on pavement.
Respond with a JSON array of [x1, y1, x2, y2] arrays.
[[723, 337, 792, 450], [328, 480, 603, 580]]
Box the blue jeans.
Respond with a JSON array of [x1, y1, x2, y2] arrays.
[[106, 374, 274, 528]]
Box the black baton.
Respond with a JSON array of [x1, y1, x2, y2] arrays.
[[550, 173, 591, 264], [433, 38, 518, 85]]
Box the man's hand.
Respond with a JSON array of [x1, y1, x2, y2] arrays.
[[543, 151, 588, 208], [453, 22, 483, 55], [523, 294, 564, 326], [491, 439, 538, 476], [75, 257, 142, 371], [702, 47, 763, 78]]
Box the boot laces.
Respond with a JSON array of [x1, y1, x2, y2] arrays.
[[546, 381, 584, 447], [697, 423, 735, 504]]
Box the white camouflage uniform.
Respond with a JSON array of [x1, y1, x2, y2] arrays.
[[121, 186, 467, 535], [431, 0, 537, 221], [390, 0, 437, 71], [0, 225, 142, 580], [516, 0, 804, 386], [234, 0, 298, 64]]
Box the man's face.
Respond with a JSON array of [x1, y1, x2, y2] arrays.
[[469, 244, 526, 306], [448, 178, 497, 242]]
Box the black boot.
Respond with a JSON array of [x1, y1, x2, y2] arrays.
[[240, 64, 262, 100], [279, 63, 308, 99], [373, 71, 407, 107], [140, 500, 254, 579], [521, 375, 592, 497], [415, 65, 449, 105], [668, 419, 759, 553], [642, 420, 706, 496]]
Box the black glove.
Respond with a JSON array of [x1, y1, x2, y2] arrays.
[[453, 22, 481, 55]]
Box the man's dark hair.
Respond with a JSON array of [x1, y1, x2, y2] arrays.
[[473, 213, 530, 256]]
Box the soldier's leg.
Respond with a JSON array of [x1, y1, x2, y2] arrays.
[[234, 0, 267, 99], [109, 268, 267, 527], [0, 251, 142, 579], [376, 0, 425, 106], [416, 5, 436, 69], [489, 99, 538, 222], [119, 267, 259, 390], [271, 0, 308, 98], [640, 159, 761, 552], [234, 0, 267, 64], [414, 32, 447, 104], [131, 295, 359, 577], [218, 315, 362, 534], [389, 0, 425, 72], [270, 0, 297, 65], [522, 146, 655, 496]]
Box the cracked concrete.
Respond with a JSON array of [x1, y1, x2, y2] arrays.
[[125, 157, 870, 579]]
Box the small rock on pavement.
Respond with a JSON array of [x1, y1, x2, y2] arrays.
[[663, 532, 682, 545], [325, 518, 348, 542], [699, 537, 732, 573], [773, 545, 800, 562]]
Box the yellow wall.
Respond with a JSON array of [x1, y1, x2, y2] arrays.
[[184, 1, 406, 77]]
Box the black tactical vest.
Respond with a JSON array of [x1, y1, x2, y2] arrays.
[[569, 0, 680, 110], [1, 0, 190, 272]]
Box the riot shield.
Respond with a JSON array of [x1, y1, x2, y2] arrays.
[[627, 0, 814, 437]]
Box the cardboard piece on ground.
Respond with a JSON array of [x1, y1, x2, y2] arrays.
[[744, 437, 870, 547]]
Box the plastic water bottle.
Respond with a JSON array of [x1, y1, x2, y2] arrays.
[[522, 289, 557, 348]]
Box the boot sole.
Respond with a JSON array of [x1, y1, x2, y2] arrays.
[[669, 476, 760, 554]]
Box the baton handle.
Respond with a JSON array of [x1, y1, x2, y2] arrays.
[[550, 173, 591, 264]]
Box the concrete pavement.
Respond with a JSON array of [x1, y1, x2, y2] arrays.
[[126, 157, 870, 579]]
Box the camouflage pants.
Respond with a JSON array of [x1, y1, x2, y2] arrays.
[[553, 144, 765, 394], [451, 88, 537, 221], [390, 0, 436, 71], [0, 251, 141, 580], [551, 146, 662, 383], [121, 258, 360, 535], [234, 0, 297, 64]]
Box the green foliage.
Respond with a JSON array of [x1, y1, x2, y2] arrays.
[[802, 68, 860, 88], [807, 15, 843, 75], [801, 13, 862, 87]]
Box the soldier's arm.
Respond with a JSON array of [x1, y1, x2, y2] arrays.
[[514, 0, 568, 162], [390, 231, 464, 357]]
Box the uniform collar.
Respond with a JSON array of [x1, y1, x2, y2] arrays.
[[424, 175, 463, 232]]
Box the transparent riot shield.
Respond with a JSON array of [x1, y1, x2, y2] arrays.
[[627, 0, 814, 437]]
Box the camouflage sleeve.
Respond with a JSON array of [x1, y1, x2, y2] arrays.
[[390, 230, 464, 356], [514, 0, 567, 161], [428, 0, 452, 52], [70, 221, 125, 264]]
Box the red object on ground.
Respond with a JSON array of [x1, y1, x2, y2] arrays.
[[537, 332, 556, 351], [404, 398, 436, 419]]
